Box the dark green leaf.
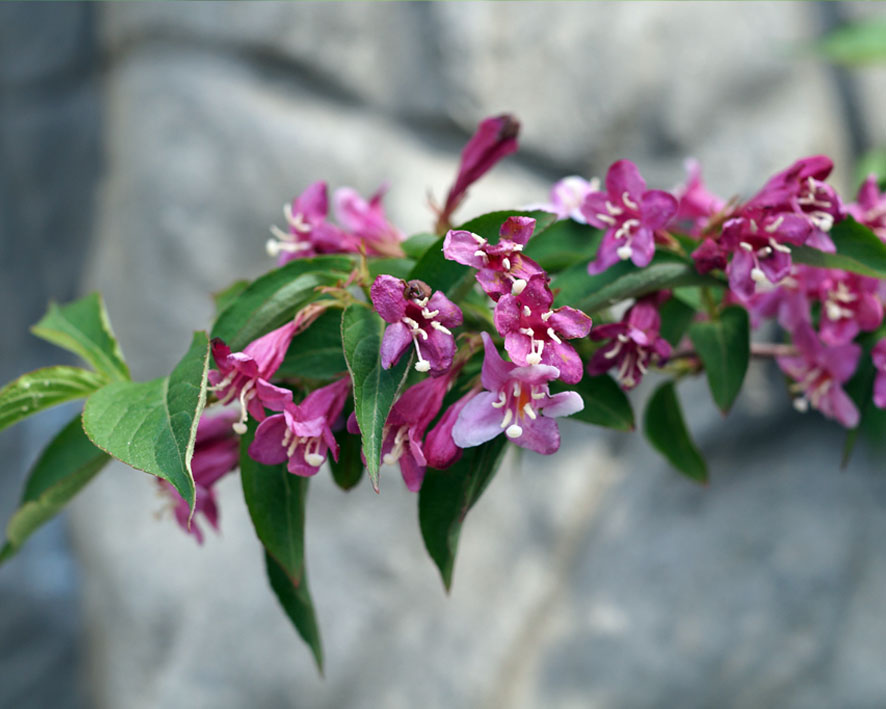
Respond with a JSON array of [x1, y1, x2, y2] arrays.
[[277, 309, 347, 380], [212, 279, 250, 317], [643, 381, 708, 483], [1, 415, 109, 563], [368, 257, 415, 281], [552, 374, 634, 431], [265, 551, 323, 673], [31, 293, 130, 382], [457, 210, 557, 242], [340, 305, 411, 491], [329, 427, 364, 490], [211, 255, 353, 351], [418, 437, 508, 590], [551, 252, 719, 313], [401, 233, 439, 260], [82, 331, 210, 511], [658, 297, 697, 348], [792, 218, 886, 279], [0, 366, 108, 433], [240, 421, 309, 583], [522, 220, 601, 272], [688, 306, 750, 413]]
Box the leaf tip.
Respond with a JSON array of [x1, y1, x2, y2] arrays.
[[0, 543, 12, 565]]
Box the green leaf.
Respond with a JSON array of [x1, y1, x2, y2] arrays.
[[522, 220, 601, 272], [368, 257, 415, 281], [276, 309, 347, 380], [552, 374, 634, 431], [0, 366, 108, 433], [31, 293, 130, 382], [408, 211, 555, 297], [658, 297, 697, 348], [813, 19, 886, 65], [401, 232, 439, 260], [329, 427, 364, 490], [341, 306, 411, 491], [1, 415, 109, 564], [211, 255, 353, 351], [212, 279, 250, 317], [643, 381, 708, 483], [688, 306, 750, 413], [240, 421, 309, 584], [551, 252, 719, 313], [265, 551, 323, 673], [82, 331, 210, 511], [419, 437, 508, 590], [792, 218, 886, 279]]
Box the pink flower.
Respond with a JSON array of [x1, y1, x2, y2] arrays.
[[424, 388, 480, 470], [531, 176, 598, 223], [673, 159, 726, 236], [370, 275, 463, 375], [807, 269, 883, 345], [443, 216, 545, 300], [333, 183, 405, 258], [580, 160, 679, 274], [872, 339, 886, 409], [208, 321, 299, 433], [248, 377, 350, 477], [587, 297, 672, 390], [493, 275, 592, 384], [848, 175, 886, 242], [266, 181, 359, 264], [777, 323, 860, 428], [452, 333, 583, 455], [158, 410, 241, 544], [691, 237, 728, 275], [439, 114, 520, 226]]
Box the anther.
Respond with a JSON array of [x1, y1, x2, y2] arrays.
[[622, 192, 639, 210], [505, 423, 523, 439]]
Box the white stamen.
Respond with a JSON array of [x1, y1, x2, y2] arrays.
[[511, 278, 527, 295], [474, 250, 489, 263], [523, 306, 532, 317], [769, 238, 791, 254], [758, 246, 772, 257], [531, 389, 546, 400], [547, 327, 562, 344], [430, 321, 452, 335], [519, 327, 535, 336], [764, 216, 784, 233], [414, 296, 429, 308], [421, 307, 439, 319], [825, 301, 843, 321], [502, 257, 511, 271], [505, 423, 523, 439], [233, 422, 247, 435], [606, 201, 623, 216], [793, 397, 809, 413], [617, 244, 633, 260], [739, 241, 753, 252], [414, 359, 430, 372], [305, 452, 325, 467], [500, 408, 513, 429], [750, 219, 759, 233], [522, 403, 537, 420], [622, 191, 639, 210], [470, 233, 487, 245], [491, 391, 507, 408], [597, 214, 617, 226], [541, 311, 553, 322], [751, 267, 767, 283]]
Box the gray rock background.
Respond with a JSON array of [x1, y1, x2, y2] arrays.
[[4, 2, 886, 708]]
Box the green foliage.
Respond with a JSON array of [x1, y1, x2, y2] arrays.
[[814, 19, 886, 65], [658, 297, 697, 348], [277, 309, 348, 380], [341, 305, 411, 491], [1, 415, 109, 564], [211, 255, 353, 351], [551, 374, 634, 431], [792, 218, 886, 279], [82, 331, 210, 511], [212, 279, 250, 317], [329, 427, 364, 490], [0, 366, 107, 433], [265, 551, 323, 673], [522, 219, 601, 272], [689, 306, 750, 413], [418, 437, 508, 590], [401, 232, 439, 259], [643, 381, 708, 483], [31, 293, 130, 382]]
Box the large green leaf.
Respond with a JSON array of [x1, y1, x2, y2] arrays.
[[31, 293, 130, 382], [341, 306, 411, 491], [82, 331, 210, 511], [643, 381, 708, 483], [329, 427, 364, 490], [792, 218, 886, 279], [552, 374, 634, 431], [212, 279, 250, 317], [408, 210, 556, 297], [658, 297, 697, 348], [0, 366, 107, 433], [551, 252, 719, 313], [522, 219, 601, 272], [401, 232, 439, 260], [276, 309, 347, 380], [265, 551, 323, 673], [418, 437, 508, 590], [688, 306, 750, 413], [211, 255, 353, 351], [368, 257, 415, 281], [240, 421, 309, 584], [1, 415, 109, 564]]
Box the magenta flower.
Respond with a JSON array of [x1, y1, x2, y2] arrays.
[[719, 209, 812, 301], [673, 159, 726, 236], [493, 275, 592, 384], [872, 339, 886, 409], [208, 320, 298, 434], [580, 160, 679, 274], [439, 114, 520, 226], [370, 275, 463, 375], [333, 183, 405, 258], [742, 268, 810, 332], [158, 410, 241, 544], [248, 377, 350, 477], [266, 181, 359, 264], [424, 388, 480, 470], [777, 323, 860, 428], [587, 297, 672, 390], [848, 174, 886, 242], [452, 333, 583, 455], [443, 216, 545, 299], [531, 176, 598, 223], [691, 237, 728, 275], [805, 268, 883, 345]]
